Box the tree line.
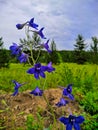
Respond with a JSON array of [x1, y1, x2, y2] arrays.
[[0, 34, 98, 68]]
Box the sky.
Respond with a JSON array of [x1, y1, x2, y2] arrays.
[[0, 0, 98, 50]]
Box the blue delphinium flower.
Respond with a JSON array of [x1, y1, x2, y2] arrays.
[[56, 98, 68, 107], [18, 52, 28, 63], [59, 115, 85, 130], [63, 84, 74, 100], [10, 43, 21, 55], [33, 27, 46, 39], [28, 18, 38, 30], [40, 39, 52, 53], [38, 27, 46, 39], [30, 86, 43, 96], [16, 23, 27, 30], [46, 62, 55, 72], [27, 63, 47, 79], [12, 80, 23, 96]]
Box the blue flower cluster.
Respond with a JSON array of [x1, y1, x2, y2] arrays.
[[10, 43, 28, 63], [9, 17, 84, 130]]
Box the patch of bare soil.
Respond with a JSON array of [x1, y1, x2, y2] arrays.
[[0, 88, 83, 130]]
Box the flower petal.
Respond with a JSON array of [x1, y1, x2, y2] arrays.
[[39, 27, 46, 39], [41, 66, 47, 71], [59, 117, 69, 125], [75, 116, 85, 124], [34, 73, 39, 79], [63, 88, 68, 96], [29, 18, 38, 29], [12, 89, 18, 96], [67, 84, 73, 93], [66, 123, 72, 130], [68, 94, 74, 100], [40, 71, 45, 78], [74, 123, 80, 130], [27, 68, 35, 74]]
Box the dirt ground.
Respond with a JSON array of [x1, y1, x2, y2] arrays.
[[0, 88, 83, 130]]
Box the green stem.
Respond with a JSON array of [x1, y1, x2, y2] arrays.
[[27, 56, 32, 66], [30, 44, 35, 65], [25, 26, 35, 65], [43, 94, 56, 127], [35, 48, 41, 63]]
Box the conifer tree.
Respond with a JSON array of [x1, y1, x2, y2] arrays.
[[74, 34, 87, 64]]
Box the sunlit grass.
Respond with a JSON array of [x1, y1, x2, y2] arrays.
[[0, 63, 98, 93]]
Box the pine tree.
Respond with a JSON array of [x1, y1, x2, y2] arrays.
[[74, 34, 87, 64], [90, 37, 98, 64], [0, 37, 10, 68], [47, 40, 60, 64]]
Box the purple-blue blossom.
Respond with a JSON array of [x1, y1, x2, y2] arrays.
[[12, 80, 23, 96], [10, 43, 21, 55], [33, 27, 46, 39], [63, 84, 74, 100], [27, 63, 47, 79], [41, 39, 52, 53], [30, 86, 43, 96], [46, 62, 55, 72], [56, 98, 68, 107], [28, 18, 38, 30], [18, 52, 28, 63], [59, 115, 85, 130], [16, 23, 27, 30]]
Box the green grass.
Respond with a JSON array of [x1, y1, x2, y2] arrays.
[[0, 63, 98, 92]]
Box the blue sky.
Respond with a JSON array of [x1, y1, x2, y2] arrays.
[[0, 0, 98, 50]]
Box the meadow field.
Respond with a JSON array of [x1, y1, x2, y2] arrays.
[[0, 63, 98, 129]]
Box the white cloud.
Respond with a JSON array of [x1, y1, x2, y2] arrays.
[[0, 0, 98, 50]]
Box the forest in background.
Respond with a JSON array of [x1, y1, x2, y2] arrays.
[[0, 34, 98, 68]]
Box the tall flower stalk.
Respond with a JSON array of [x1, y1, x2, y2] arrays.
[[9, 17, 85, 129]]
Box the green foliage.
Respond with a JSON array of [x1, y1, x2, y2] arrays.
[[0, 49, 10, 68], [90, 36, 98, 64], [79, 91, 98, 115], [0, 37, 10, 68], [20, 33, 41, 51], [26, 113, 44, 130], [0, 37, 4, 48], [19, 33, 41, 64], [82, 113, 98, 130], [0, 63, 98, 92]]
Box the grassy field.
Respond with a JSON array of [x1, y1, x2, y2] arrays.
[[0, 63, 98, 129], [0, 63, 98, 92]]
